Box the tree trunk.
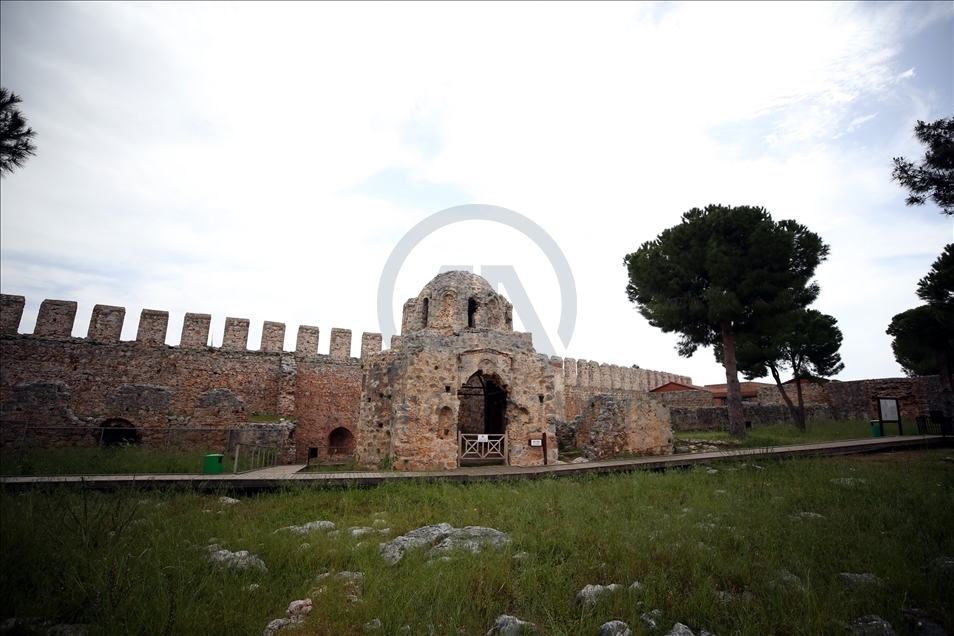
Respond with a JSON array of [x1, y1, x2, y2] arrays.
[[939, 354, 954, 418], [720, 321, 746, 437], [794, 376, 807, 431], [769, 364, 800, 425]]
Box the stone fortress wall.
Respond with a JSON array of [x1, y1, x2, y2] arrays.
[[0, 292, 691, 466]]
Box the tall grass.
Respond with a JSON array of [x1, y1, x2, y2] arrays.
[[674, 419, 922, 448], [2, 449, 952, 635], [0, 445, 232, 476]]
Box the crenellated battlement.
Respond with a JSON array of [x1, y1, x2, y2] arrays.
[[559, 357, 690, 393], [0, 294, 383, 359]]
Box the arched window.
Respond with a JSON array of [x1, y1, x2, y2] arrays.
[[422, 297, 429, 327], [467, 297, 477, 328]]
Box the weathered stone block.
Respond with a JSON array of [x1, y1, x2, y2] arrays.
[[34, 300, 77, 338], [87, 304, 125, 342], [180, 313, 211, 348], [390, 335, 403, 350], [330, 328, 352, 361], [261, 321, 285, 352], [0, 294, 25, 334], [296, 325, 319, 355], [361, 332, 382, 359], [564, 357, 577, 387], [222, 317, 250, 351], [136, 309, 169, 346]]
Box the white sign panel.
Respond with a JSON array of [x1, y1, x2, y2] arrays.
[[477, 434, 489, 443], [879, 398, 899, 422]]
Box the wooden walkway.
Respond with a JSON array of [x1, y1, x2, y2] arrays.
[[2, 435, 949, 491]]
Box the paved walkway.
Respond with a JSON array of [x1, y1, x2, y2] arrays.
[[1, 435, 948, 491]]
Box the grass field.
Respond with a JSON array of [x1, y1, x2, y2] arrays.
[[1, 419, 921, 477], [1, 448, 951, 635], [673, 419, 918, 448]]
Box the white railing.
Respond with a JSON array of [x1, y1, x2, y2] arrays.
[[458, 433, 507, 466]]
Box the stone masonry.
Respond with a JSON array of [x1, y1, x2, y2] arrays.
[[1, 275, 691, 468]]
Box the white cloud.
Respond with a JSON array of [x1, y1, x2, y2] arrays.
[[1, 1, 951, 383]]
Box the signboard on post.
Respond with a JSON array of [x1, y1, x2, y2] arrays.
[[878, 396, 902, 436], [529, 438, 543, 447], [477, 434, 489, 443]]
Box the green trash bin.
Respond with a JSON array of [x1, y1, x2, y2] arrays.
[[870, 420, 884, 438], [203, 454, 224, 474]]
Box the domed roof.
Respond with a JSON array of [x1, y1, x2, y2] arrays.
[[420, 270, 495, 297], [401, 270, 513, 334]]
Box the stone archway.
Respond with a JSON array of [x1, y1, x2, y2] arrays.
[[457, 372, 508, 435], [328, 427, 355, 456], [101, 418, 139, 446]]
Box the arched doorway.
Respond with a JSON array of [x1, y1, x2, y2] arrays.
[[328, 427, 355, 456], [101, 418, 139, 446], [456, 371, 508, 465], [457, 372, 508, 435]]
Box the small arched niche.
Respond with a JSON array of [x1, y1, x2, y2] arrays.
[[328, 427, 356, 456], [101, 418, 140, 446]]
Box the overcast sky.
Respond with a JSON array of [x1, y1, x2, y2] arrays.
[[1, 2, 951, 386]]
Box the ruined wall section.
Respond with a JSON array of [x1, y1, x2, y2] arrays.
[[292, 357, 361, 464], [755, 377, 943, 421], [573, 394, 673, 460], [560, 358, 692, 422], [0, 295, 372, 461]]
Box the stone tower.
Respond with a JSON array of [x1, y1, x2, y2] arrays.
[[355, 271, 558, 470]]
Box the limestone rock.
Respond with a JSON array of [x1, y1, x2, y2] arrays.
[[219, 496, 240, 505], [274, 520, 335, 535], [789, 512, 825, 520], [838, 573, 885, 589], [364, 619, 382, 631], [640, 610, 662, 629], [379, 523, 454, 565], [262, 618, 292, 636], [485, 614, 537, 636], [598, 620, 632, 636], [428, 526, 512, 558], [831, 478, 867, 486], [209, 549, 267, 572], [767, 569, 806, 593], [286, 599, 312, 620], [902, 609, 949, 636], [666, 624, 696, 636], [575, 583, 623, 607], [925, 556, 954, 578], [849, 615, 896, 636]]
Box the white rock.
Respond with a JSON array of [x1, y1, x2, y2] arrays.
[[219, 496, 240, 505], [262, 618, 291, 636], [575, 583, 623, 607], [428, 526, 512, 558], [274, 520, 336, 535], [364, 618, 382, 631], [849, 615, 896, 636], [378, 523, 454, 565], [599, 620, 632, 636], [485, 614, 536, 636], [286, 598, 312, 620], [209, 549, 267, 572], [640, 610, 661, 629], [838, 573, 885, 588], [666, 624, 696, 636]]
